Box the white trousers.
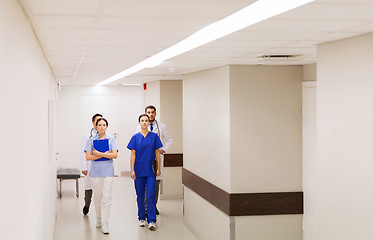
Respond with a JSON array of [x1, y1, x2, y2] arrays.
[[91, 176, 114, 228]]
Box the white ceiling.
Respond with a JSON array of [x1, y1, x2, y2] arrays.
[[20, 0, 373, 85]]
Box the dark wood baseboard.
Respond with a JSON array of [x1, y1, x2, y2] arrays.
[[182, 168, 229, 213], [230, 192, 303, 216], [182, 168, 303, 216], [164, 153, 183, 167]]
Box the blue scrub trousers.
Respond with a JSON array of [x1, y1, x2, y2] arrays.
[[134, 176, 156, 223]]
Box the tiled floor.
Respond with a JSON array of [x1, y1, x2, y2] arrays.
[[54, 176, 198, 240]]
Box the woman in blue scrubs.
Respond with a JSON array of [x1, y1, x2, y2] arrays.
[[127, 114, 162, 231]]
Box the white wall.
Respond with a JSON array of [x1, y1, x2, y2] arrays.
[[183, 65, 303, 240], [160, 80, 183, 153], [303, 64, 317, 82], [302, 81, 317, 240], [183, 66, 231, 192], [230, 65, 303, 193], [316, 32, 373, 239], [184, 188, 231, 240], [56, 85, 143, 172], [0, 0, 58, 239], [183, 66, 231, 239], [143, 80, 184, 198], [160, 80, 183, 198], [235, 215, 303, 240], [230, 65, 303, 240]]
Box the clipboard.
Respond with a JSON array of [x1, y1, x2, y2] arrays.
[[93, 139, 110, 161]]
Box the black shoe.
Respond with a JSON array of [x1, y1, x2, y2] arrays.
[[156, 208, 159, 215], [83, 206, 89, 215]]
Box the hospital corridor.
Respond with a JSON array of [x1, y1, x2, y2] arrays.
[[2, 0, 373, 239]]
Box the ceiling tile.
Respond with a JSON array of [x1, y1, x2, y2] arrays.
[[19, 0, 373, 85]]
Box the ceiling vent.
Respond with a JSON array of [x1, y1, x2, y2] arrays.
[[256, 54, 301, 61], [256, 54, 300, 60]]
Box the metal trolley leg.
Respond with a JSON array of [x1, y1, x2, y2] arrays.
[[75, 179, 79, 198], [59, 179, 62, 198]]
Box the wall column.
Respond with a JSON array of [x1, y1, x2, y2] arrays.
[[183, 65, 303, 240], [315, 33, 373, 240], [144, 80, 183, 198]]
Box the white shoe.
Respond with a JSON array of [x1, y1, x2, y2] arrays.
[[148, 222, 156, 231], [102, 227, 109, 234], [96, 220, 102, 228], [139, 220, 146, 227]]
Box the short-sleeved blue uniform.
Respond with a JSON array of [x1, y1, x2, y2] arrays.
[[127, 131, 163, 223], [127, 132, 163, 176], [84, 134, 118, 177]]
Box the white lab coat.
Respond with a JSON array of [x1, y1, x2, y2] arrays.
[[80, 128, 97, 189], [136, 120, 173, 179]]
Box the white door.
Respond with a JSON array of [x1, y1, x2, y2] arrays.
[[79, 95, 121, 176]]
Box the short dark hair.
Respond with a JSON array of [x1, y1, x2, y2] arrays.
[[96, 117, 108, 127], [145, 105, 156, 112], [92, 113, 103, 123], [138, 114, 149, 122]]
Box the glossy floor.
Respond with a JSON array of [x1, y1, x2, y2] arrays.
[[54, 176, 198, 240]]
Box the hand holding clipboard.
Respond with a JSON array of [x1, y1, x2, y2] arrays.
[[92, 139, 110, 161]]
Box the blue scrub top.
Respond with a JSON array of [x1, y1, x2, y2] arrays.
[[85, 133, 118, 177], [127, 132, 163, 177]]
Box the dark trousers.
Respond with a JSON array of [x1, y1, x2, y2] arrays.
[[155, 179, 160, 204], [84, 189, 93, 207]]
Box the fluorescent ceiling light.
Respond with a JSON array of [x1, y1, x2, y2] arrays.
[[122, 83, 142, 86], [97, 0, 314, 86]]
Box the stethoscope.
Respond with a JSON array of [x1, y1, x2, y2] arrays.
[[150, 120, 161, 137], [89, 128, 96, 138]]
